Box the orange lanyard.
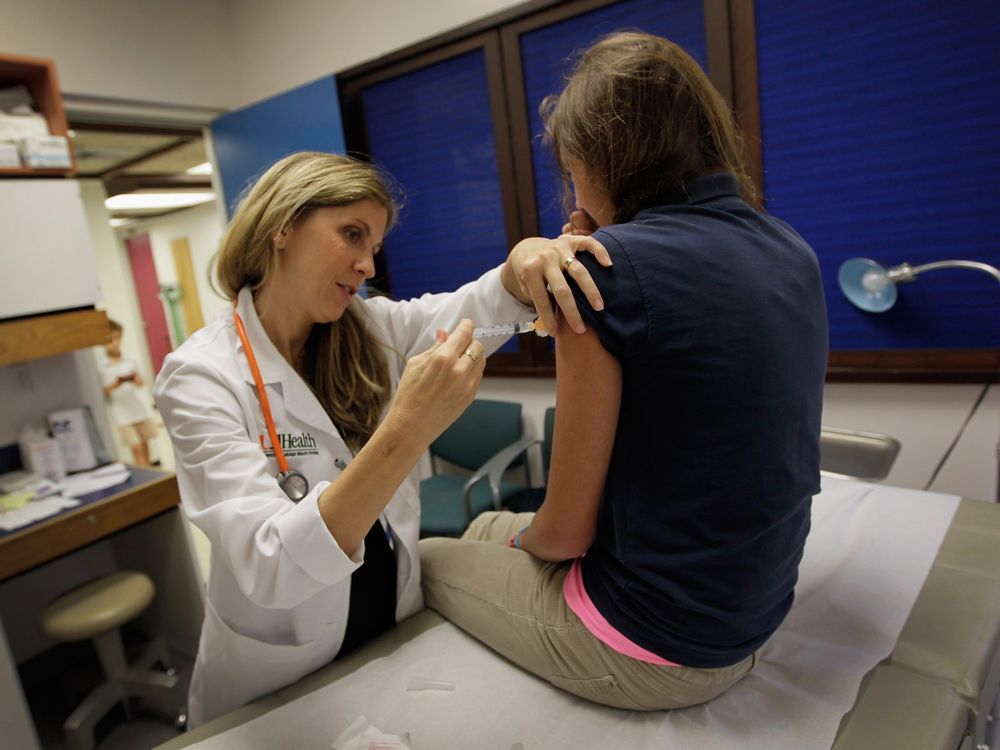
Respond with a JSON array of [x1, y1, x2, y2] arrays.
[[233, 310, 290, 475]]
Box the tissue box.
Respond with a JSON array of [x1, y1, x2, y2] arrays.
[[19, 134, 73, 169], [0, 140, 20, 168]]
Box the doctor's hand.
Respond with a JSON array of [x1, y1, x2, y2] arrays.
[[501, 233, 611, 337], [386, 319, 484, 447]]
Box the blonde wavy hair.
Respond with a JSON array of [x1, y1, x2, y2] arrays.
[[542, 31, 758, 222], [216, 152, 400, 452]]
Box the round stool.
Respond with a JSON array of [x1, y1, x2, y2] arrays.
[[41, 571, 185, 750]]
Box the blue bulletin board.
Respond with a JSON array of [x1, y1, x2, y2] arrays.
[[211, 77, 346, 217], [755, 0, 1000, 352]]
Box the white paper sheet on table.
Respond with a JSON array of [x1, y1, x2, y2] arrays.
[[58, 462, 131, 498], [0, 495, 80, 531], [186, 477, 959, 750]]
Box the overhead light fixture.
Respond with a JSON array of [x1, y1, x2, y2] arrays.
[[109, 218, 132, 228], [104, 191, 216, 211], [185, 161, 213, 175], [838, 257, 1000, 313]]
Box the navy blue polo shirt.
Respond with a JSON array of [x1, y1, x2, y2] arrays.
[[569, 173, 828, 668]]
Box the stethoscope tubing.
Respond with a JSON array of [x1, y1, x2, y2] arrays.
[[233, 309, 395, 541]]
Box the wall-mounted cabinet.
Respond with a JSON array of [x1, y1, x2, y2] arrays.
[[0, 179, 100, 319], [0, 53, 76, 177], [0, 309, 110, 367]]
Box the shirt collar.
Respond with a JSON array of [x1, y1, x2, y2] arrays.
[[234, 286, 288, 385], [635, 172, 742, 214]]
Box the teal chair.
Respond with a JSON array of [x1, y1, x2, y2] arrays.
[[420, 399, 538, 537], [541, 406, 555, 482]]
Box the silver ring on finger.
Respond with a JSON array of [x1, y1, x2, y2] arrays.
[[563, 256, 579, 272], [463, 348, 480, 364]]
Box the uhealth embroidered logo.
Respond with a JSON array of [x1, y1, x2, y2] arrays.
[[259, 431, 320, 458]]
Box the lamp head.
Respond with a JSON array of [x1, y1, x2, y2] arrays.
[[838, 258, 898, 312]]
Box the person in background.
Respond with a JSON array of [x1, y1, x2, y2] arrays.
[[421, 31, 828, 711], [99, 319, 158, 467], [153, 151, 610, 727]]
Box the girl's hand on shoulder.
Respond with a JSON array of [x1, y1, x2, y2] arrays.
[[502, 233, 612, 336], [386, 319, 485, 446]]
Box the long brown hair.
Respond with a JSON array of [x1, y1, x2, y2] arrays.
[[541, 31, 758, 223], [216, 152, 399, 452]]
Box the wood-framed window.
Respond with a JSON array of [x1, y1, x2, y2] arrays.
[[340, 0, 1000, 383]]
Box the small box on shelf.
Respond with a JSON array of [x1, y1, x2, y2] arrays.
[[0, 112, 49, 140], [18, 134, 72, 169], [0, 53, 75, 175], [0, 140, 20, 168]]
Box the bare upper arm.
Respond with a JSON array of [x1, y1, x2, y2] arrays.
[[527, 321, 622, 560]]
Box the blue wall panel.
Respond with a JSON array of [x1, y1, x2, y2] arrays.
[[756, 0, 1000, 350], [519, 0, 707, 237], [212, 77, 346, 217]]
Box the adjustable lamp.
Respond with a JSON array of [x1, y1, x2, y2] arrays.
[[838, 258, 1000, 312], [837, 256, 1000, 502]]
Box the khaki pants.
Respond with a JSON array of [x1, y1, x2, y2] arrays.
[[420, 511, 756, 711]]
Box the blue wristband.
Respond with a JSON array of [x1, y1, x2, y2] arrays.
[[513, 526, 529, 549]]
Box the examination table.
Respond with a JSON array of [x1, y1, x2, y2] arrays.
[[156, 477, 1000, 750]]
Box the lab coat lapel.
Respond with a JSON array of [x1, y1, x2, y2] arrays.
[[234, 287, 347, 442], [234, 287, 285, 386]]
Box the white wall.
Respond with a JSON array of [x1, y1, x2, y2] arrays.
[[227, 0, 527, 108], [0, 0, 236, 110], [823, 383, 999, 501], [0, 0, 528, 113], [477, 376, 1000, 503]]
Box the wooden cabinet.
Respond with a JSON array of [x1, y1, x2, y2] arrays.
[[0, 309, 110, 367], [0, 53, 76, 176]]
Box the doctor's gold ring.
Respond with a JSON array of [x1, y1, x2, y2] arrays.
[[563, 255, 579, 271], [463, 348, 481, 364]]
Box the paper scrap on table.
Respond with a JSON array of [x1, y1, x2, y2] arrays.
[[58, 463, 131, 498], [0, 491, 35, 511], [330, 716, 412, 750]]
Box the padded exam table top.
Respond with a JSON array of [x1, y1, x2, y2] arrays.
[[157, 484, 1000, 750]]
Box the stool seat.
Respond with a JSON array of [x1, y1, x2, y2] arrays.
[[39, 571, 184, 750], [41, 571, 154, 642]]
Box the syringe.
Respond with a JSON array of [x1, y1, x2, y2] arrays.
[[473, 320, 548, 338]]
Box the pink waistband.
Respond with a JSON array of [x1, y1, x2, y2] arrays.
[[563, 558, 680, 666]]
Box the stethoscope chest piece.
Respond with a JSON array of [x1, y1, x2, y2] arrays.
[[277, 470, 310, 503]]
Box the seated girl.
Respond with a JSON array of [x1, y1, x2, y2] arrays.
[[419, 31, 828, 711]]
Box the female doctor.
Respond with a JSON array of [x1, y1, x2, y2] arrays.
[[153, 151, 609, 727]]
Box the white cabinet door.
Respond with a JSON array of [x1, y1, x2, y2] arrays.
[[0, 179, 100, 319]]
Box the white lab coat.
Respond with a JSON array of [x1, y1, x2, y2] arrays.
[[154, 267, 533, 727]]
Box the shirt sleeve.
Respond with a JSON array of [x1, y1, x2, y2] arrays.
[[361, 265, 536, 361], [154, 356, 362, 610], [569, 230, 649, 361], [97, 359, 118, 388]]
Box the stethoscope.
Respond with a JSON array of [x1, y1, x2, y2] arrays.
[[234, 310, 312, 502], [233, 308, 394, 546]]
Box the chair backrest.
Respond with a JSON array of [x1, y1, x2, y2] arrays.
[[820, 426, 901, 482], [430, 399, 523, 471], [542, 406, 555, 480]]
